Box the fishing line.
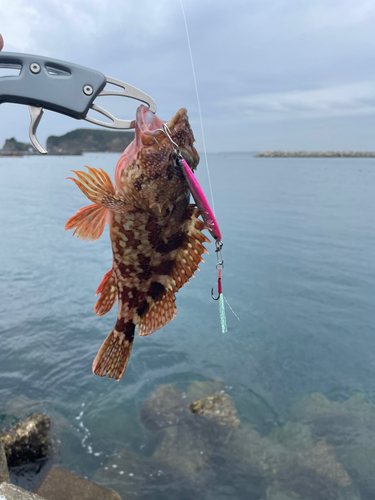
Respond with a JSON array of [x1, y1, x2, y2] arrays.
[[179, 0, 216, 216]]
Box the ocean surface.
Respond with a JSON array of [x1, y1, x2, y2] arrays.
[[1, 152, 375, 499]]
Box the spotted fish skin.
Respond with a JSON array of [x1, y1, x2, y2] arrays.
[[66, 106, 210, 381]]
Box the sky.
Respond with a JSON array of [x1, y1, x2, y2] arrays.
[[1, 0, 375, 152]]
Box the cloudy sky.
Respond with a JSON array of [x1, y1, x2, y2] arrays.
[[1, 0, 375, 152]]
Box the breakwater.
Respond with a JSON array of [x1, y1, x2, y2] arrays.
[[255, 151, 375, 158]]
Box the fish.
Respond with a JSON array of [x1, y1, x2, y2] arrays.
[[65, 105, 210, 381]]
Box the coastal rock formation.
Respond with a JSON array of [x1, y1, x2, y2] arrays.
[[0, 442, 10, 483], [46, 128, 134, 154], [0, 414, 51, 467], [34, 467, 121, 500], [0, 483, 45, 500]]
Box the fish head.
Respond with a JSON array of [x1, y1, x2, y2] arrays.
[[115, 105, 199, 215]]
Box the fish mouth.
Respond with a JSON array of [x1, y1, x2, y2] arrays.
[[135, 106, 199, 169]]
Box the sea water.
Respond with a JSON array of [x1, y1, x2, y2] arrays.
[[1, 153, 375, 499]]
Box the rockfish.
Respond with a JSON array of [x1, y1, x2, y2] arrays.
[[65, 106, 210, 381]]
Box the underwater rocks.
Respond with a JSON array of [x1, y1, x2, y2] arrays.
[[0, 483, 45, 499], [0, 414, 51, 467], [190, 392, 240, 429], [34, 467, 121, 500], [140, 384, 190, 431]]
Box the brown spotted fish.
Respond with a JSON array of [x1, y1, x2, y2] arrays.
[[65, 105, 210, 381]]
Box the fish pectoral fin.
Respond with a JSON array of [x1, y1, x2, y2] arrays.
[[67, 166, 132, 212], [137, 290, 177, 336], [65, 203, 109, 241], [94, 268, 117, 316], [92, 328, 134, 381]]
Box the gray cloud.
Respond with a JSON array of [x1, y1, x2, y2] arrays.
[[1, 0, 375, 151]]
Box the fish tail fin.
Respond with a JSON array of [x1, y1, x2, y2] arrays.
[[92, 327, 134, 381], [65, 203, 109, 241]]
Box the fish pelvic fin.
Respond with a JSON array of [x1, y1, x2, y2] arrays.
[[137, 289, 177, 336], [171, 205, 211, 293], [65, 203, 109, 241], [92, 327, 134, 381], [94, 268, 117, 316]]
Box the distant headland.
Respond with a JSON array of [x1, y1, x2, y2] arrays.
[[0, 129, 135, 157], [255, 151, 375, 158]]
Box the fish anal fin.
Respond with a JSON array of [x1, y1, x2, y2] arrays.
[[94, 268, 117, 316], [65, 203, 109, 241], [137, 290, 177, 336], [92, 328, 134, 381]]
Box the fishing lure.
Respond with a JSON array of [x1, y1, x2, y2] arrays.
[[161, 124, 238, 333]]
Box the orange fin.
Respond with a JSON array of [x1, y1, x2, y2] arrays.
[[65, 203, 108, 241], [137, 290, 177, 336], [67, 167, 115, 205], [171, 205, 211, 293], [94, 268, 117, 316], [92, 328, 134, 381], [67, 167, 133, 212]]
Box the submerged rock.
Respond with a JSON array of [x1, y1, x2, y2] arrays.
[[190, 392, 240, 429], [0, 441, 10, 483], [290, 392, 375, 424], [230, 424, 294, 478], [152, 425, 212, 483], [268, 422, 314, 452], [265, 482, 301, 500], [35, 467, 121, 500], [140, 384, 189, 431], [0, 414, 51, 467], [297, 440, 351, 488]]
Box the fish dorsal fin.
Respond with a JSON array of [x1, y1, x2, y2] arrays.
[[94, 268, 117, 316], [65, 203, 109, 241], [137, 290, 177, 336], [170, 206, 210, 293]]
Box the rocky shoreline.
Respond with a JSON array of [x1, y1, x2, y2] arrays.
[[255, 151, 375, 158], [0, 129, 135, 157], [1, 383, 375, 499]]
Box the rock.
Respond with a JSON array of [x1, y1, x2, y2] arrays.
[[186, 380, 224, 402], [0, 414, 51, 467], [0, 483, 44, 499], [255, 151, 375, 158], [230, 424, 294, 478], [268, 422, 313, 452], [0, 442, 10, 483], [152, 425, 211, 482], [190, 393, 240, 429], [140, 384, 189, 432], [274, 468, 361, 500], [265, 482, 301, 500], [336, 445, 375, 497], [34, 467, 121, 500], [290, 392, 375, 424], [297, 440, 351, 487]]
